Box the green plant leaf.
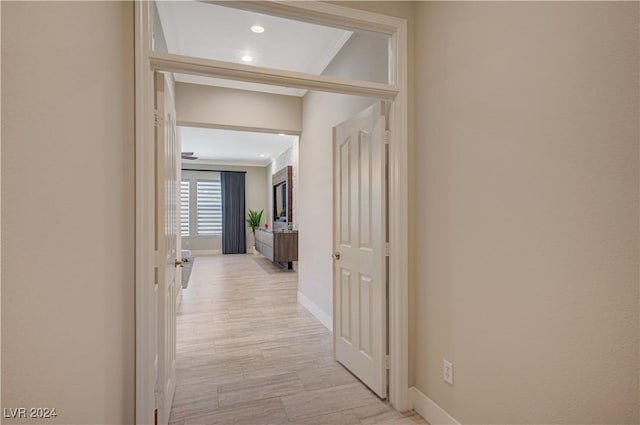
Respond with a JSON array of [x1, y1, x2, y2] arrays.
[[246, 209, 264, 230]]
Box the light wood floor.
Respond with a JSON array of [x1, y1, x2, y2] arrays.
[[169, 254, 426, 425]]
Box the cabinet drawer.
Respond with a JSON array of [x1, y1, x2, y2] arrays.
[[261, 245, 274, 261], [255, 230, 273, 246]]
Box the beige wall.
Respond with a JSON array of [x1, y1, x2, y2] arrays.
[[413, 2, 639, 423], [298, 92, 376, 314], [1, 2, 135, 424], [2, 2, 638, 424], [175, 82, 302, 134], [181, 164, 269, 253]]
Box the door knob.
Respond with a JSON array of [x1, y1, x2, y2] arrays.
[[175, 260, 183, 268], [332, 252, 341, 260]]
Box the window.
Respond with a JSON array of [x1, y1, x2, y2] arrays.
[[196, 179, 222, 235], [180, 180, 190, 236]]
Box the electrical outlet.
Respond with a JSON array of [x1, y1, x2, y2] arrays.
[[443, 360, 453, 385]]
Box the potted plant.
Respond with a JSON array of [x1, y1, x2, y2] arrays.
[[246, 209, 264, 254]]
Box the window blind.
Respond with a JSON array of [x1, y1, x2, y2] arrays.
[[196, 179, 222, 236], [180, 180, 190, 236]]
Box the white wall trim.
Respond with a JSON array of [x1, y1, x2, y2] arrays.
[[149, 52, 398, 100], [386, 14, 410, 411], [410, 387, 461, 425], [297, 291, 333, 331]]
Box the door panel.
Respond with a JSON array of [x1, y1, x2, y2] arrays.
[[358, 133, 372, 249], [359, 274, 373, 357], [155, 72, 178, 425], [333, 102, 387, 398], [340, 269, 352, 342], [340, 139, 352, 246]]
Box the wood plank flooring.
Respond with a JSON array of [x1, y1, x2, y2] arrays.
[[169, 254, 426, 425]]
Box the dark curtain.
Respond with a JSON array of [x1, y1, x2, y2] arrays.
[[221, 172, 246, 254]]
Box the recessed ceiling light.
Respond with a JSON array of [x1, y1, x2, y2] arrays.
[[251, 25, 265, 33], [259, 154, 266, 158], [241, 55, 253, 62], [278, 133, 286, 136]]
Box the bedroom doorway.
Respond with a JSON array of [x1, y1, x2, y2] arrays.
[[135, 2, 410, 423]]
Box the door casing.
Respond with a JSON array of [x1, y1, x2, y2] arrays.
[[134, 2, 410, 423]]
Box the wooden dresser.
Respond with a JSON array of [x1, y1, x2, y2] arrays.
[[255, 228, 298, 269]]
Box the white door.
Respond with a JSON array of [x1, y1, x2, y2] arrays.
[[333, 102, 388, 398], [154, 72, 179, 425]]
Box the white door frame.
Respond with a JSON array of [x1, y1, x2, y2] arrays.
[[134, 2, 409, 423]]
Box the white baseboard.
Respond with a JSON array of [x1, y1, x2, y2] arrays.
[[410, 386, 460, 425], [191, 249, 222, 256], [297, 291, 332, 331]]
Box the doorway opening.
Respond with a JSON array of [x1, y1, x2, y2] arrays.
[[178, 126, 299, 260], [169, 95, 394, 425], [135, 2, 409, 424]]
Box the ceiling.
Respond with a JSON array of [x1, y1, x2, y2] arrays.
[[158, 2, 353, 165], [156, 1, 352, 97], [180, 127, 297, 167]]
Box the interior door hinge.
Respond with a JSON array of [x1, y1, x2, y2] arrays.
[[153, 109, 163, 127], [384, 355, 390, 369], [384, 130, 390, 145], [384, 242, 390, 257]]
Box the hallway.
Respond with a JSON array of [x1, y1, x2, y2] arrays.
[[169, 254, 425, 425]]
